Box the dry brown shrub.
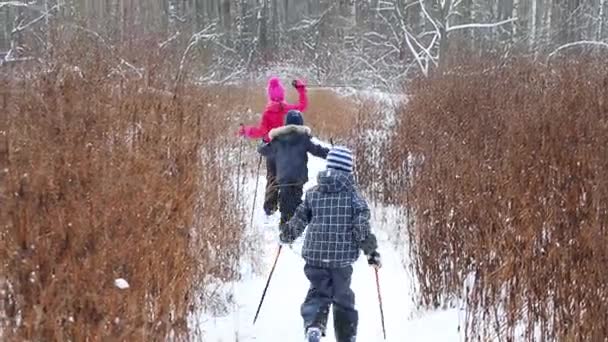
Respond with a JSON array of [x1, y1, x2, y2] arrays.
[[236, 84, 359, 140], [300, 89, 358, 140], [383, 58, 608, 340], [348, 98, 394, 197], [0, 33, 246, 341]]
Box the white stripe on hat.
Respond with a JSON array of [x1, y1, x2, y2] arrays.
[[327, 157, 352, 168], [328, 150, 351, 158], [327, 145, 353, 172]]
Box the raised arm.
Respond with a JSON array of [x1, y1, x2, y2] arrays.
[[284, 80, 308, 112]]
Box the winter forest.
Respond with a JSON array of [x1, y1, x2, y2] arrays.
[[2, 0, 608, 341], [2, 0, 608, 84]]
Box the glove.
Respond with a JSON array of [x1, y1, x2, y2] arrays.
[[237, 126, 252, 138], [360, 234, 378, 255], [279, 229, 291, 244], [258, 140, 268, 148], [367, 251, 382, 269], [257, 141, 268, 153], [292, 79, 306, 90]]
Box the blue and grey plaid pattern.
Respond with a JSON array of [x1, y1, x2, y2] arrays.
[[282, 169, 372, 268]]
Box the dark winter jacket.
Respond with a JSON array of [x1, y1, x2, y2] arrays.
[[257, 125, 329, 185], [281, 169, 378, 268]]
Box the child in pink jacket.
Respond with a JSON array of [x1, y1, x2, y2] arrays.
[[239, 77, 308, 216]]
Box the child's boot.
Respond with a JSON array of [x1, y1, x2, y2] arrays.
[[333, 307, 358, 342]]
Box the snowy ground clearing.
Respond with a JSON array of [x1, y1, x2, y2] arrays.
[[198, 154, 463, 341]]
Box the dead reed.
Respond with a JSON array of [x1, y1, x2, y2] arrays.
[[1, 33, 246, 341], [380, 58, 608, 340]]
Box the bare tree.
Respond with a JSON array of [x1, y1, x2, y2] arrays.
[[0, 0, 606, 86]]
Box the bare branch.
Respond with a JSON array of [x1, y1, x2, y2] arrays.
[[419, 0, 442, 40], [11, 2, 61, 35], [175, 23, 218, 89], [0, 1, 42, 11], [375, 0, 438, 77], [67, 24, 144, 78], [398, 2, 438, 66], [375, 1, 397, 11], [287, 4, 336, 33], [159, 31, 181, 49], [446, 18, 518, 33], [404, 31, 429, 77], [548, 40, 608, 60], [451, 0, 464, 11]]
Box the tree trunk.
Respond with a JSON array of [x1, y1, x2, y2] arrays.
[[1, 8, 8, 52], [239, 0, 249, 36], [284, 0, 290, 26], [498, 0, 515, 40], [355, 0, 368, 27], [41, 0, 53, 55], [259, 0, 269, 62], [339, 0, 350, 17], [566, 0, 582, 42], [307, 0, 316, 16], [438, 0, 452, 69], [452, 0, 472, 51], [168, 0, 179, 34], [194, 0, 205, 30], [369, 0, 378, 31], [534, 0, 545, 50], [206, 0, 217, 21], [600, 0, 607, 39], [271, 0, 279, 50], [550, 0, 567, 45], [221, 0, 231, 31], [516, 0, 529, 44]]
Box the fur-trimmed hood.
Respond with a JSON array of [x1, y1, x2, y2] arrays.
[[258, 125, 329, 186], [269, 125, 311, 140]]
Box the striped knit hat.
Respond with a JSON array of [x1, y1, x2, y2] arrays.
[[326, 145, 353, 173]]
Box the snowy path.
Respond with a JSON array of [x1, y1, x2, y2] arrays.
[[200, 155, 462, 341]]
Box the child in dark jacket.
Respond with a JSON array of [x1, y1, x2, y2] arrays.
[[258, 110, 329, 225], [280, 146, 382, 342]]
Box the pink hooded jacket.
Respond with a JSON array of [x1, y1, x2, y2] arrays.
[[241, 77, 308, 142]]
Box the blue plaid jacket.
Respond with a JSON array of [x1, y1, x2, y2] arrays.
[[281, 169, 377, 268]]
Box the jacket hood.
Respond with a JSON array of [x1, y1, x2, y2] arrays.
[[316, 169, 355, 193], [267, 77, 285, 102], [268, 125, 311, 140]]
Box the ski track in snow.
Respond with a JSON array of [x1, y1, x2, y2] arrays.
[[199, 155, 463, 341]]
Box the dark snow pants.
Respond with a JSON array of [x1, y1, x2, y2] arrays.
[[301, 264, 358, 342], [278, 184, 303, 226], [263, 156, 279, 215]]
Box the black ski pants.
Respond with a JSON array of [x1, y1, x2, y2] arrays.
[[278, 184, 304, 226], [300, 265, 358, 342]]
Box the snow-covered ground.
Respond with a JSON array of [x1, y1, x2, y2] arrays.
[[198, 154, 463, 341]]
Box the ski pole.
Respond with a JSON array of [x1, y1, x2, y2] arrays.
[[306, 84, 354, 88], [235, 127, 244, 203], [253, 245, 283, 324], [375, 268, 387, 339], [249, 154, 263, 229]]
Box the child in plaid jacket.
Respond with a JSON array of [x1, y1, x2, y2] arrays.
[[280, 145, 381, 342]]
